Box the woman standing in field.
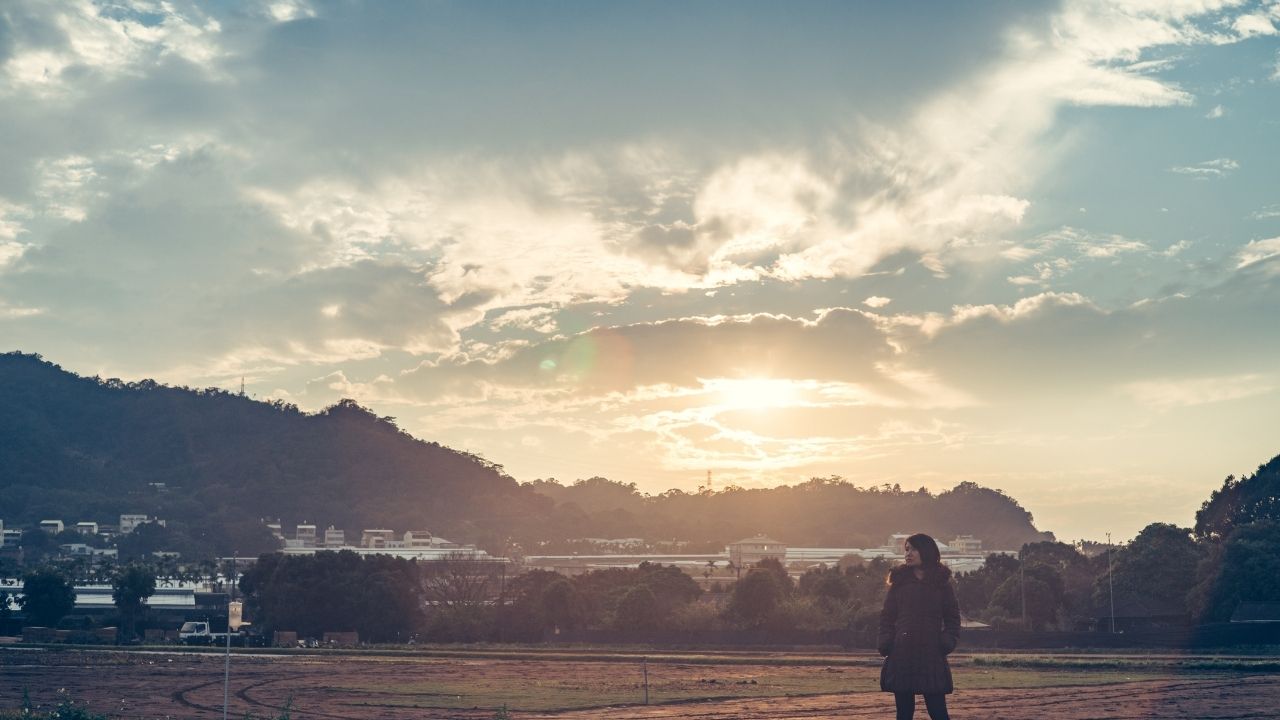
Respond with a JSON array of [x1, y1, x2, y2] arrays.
[[878, 533, 961, 720]]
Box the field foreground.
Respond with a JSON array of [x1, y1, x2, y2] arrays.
[[2, 646, 1277, 719]]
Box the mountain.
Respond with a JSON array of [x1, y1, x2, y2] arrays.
[[0, 352, 1052, 557], [0, 352, 551, 555]]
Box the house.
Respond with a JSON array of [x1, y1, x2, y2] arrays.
[[949, 535, 983, 554], [76, 521, 99, 535], [39, 520, 64, 534], [295, 524, 317, 547], [886, 533, 912, 553], [1093, 593, 1186, 632], [728, 535, 787, 567], [265, 520, 284, 541], [120, 514, 164, 533], [404, 530, 434, 548], [361, 529, 396, 548]]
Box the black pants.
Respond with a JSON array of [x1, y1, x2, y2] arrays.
[[894, 691, 950, 720]]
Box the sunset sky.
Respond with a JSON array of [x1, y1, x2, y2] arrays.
[[2, 1, 1279, 542]]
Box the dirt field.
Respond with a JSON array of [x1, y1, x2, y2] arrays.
[[2, 647, 1278, 719]]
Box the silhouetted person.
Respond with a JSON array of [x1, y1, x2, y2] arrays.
[[878, 533, 960, 720]]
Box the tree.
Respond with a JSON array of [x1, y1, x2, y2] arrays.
[[112, 564, 157, 640], [1099, 523, 1201, 618], [955, 553, 1020, 618], [727, 569, 786, 628], [419, 553, 502, 608], [1188, 520, 1280, 622], [614, 585, 661, 632], [1195, 454, 1280, 539], [116, 522, 175, 561], [541, 578, 585, 633], [1021, 541, 1095, 626], [19, 569, 76, 627], [754, 557, 794, 596], [990, 563, 1064, 631]]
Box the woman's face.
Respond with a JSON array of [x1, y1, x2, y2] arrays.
[[904, 542, 922, 567]]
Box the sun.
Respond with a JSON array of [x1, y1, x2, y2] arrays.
[[707, 377, 802, 411]]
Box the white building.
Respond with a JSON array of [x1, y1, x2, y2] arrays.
[[404, 530, 433, 547], [39, 520, 64, 534], [295, 524, 317, 547], [949, 535, 983, 554], [324, 526, 345, 548], [119, 514, 161, 534], [76, 521, 99, 535], [361, 529, 396, 548], [728, 535, 787, 567]]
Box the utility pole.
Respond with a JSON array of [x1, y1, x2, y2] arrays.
[[1106, 532, 1116, 634], [1019, 545, 1027, 630], [223, 553, 238, 720]]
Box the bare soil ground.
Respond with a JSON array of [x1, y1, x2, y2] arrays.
[[2, 647, 1277, 719]]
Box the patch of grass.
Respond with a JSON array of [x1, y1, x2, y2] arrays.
[[968, 654, 1280, 672], [322, 664, 877, 711]]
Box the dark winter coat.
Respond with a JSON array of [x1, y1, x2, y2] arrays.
[[878, 564, 961, 694]]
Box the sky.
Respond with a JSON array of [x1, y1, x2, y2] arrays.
[[2, 0, 1279, 543]]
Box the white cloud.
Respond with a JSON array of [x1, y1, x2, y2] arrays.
[[1231, 11, 1278, 38], [1123, 373, 1275, 408], [1252, 204, 1280, 219], [1170, 157, 1240, 177], [946, 291, 1096, 328], [0, 200, 31, 252], [1205, 104, 1226, 118], [1236, 236, 1280, 267], [2, 1, 225, 95], [863, 296, 892, 308], [0, 303, 43, 318], [267, 1, 316, 23], [36, 155, 98, 221], [488, 306, 559, 334]]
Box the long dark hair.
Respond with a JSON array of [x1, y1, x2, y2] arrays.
[[906, 533, 942, 567]]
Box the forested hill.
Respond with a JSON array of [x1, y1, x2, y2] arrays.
[[0, 352, 551, 554], [526, 476, 1053, 551], [1, 352, 1052, 556]]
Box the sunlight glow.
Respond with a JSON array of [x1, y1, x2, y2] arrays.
[[705, 377, 803, 411]]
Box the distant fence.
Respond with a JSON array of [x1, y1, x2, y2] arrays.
[[554, 623, 1280, 649]]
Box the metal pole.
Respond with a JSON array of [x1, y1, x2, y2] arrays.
[[222, 623, 231, 720], [1019, 547, 1026, 630], [1106, 533, 1116, 634], [223, 554, 236, 720], [642, 656, 649, 705]]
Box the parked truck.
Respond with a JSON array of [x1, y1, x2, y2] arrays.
[[178, 620, 245, 646]]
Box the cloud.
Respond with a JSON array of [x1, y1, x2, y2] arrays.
[[1169, 157, 1240, 177], [1, 1, 224, 96], [863, 296, 892, 308], [1237, 236, 1280, 267], [1252, 204, 1280, 219], [1205, 104, 1225, 118], [488, 306, 559, 334], [999, 227, 1152, 286], [1231, 10, 1278, 38], [1123, 373, 1275, 408]]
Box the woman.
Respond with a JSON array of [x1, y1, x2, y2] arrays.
[[878, 533, 961, 720]]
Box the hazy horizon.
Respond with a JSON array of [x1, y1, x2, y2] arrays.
[[2, 1, 1279, 543]]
